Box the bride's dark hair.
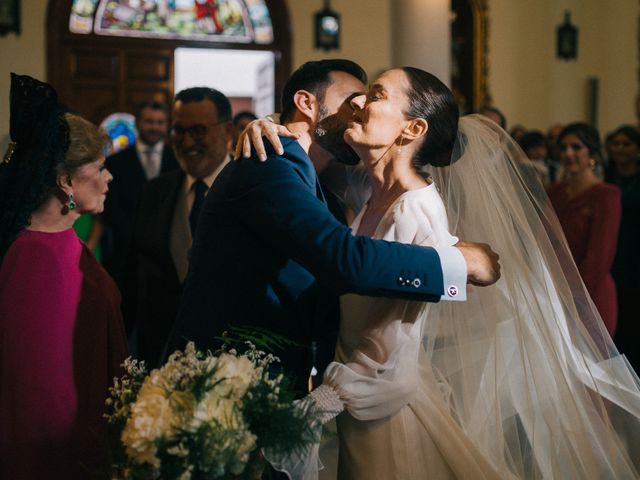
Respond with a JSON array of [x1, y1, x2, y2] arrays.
[[401, 67, 459, 168]]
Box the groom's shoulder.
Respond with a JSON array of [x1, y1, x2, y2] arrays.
[[264, 136, 310, 166], [234, 136, 312, 176]]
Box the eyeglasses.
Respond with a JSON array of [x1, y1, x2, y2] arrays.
[[170, 121, 225, 141]]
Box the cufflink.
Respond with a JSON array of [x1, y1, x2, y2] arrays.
[[447, 285, 459, 297]]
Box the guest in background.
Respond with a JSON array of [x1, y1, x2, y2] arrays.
[[478, 105, 506, 130], [607, 125, 640, 181], [607, 125, 640, 371], [232, 110, 257, 147], [546, 123, 564, 182], [124, 87, 233, 368], [548, 123, 621, 335], [509, 124, 527, 143], [0, 73, 128, 479], [101, 100, 179, 282], [519, 129, 550, 188], [603, 130, 617, 180]]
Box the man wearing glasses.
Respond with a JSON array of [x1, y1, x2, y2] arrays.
[[123, 87, 233, 368]]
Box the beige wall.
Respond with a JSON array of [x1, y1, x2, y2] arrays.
[[490, 0, 638, 134], [0, 0, 47, 148], [391, 0, 451, 83], [286, 0, 391, 79], [0, 0, 638, 146]]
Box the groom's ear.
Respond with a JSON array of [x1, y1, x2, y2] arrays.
[[293, 90, 318, 122], [403, 118, 429, 141]]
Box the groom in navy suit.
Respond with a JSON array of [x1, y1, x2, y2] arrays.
[[170, 60, 500, 394]]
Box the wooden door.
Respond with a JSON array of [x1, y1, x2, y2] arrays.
[[47, 0, 291, 125]]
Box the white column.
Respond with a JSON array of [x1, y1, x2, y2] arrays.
[[391, 0, 452, 86]]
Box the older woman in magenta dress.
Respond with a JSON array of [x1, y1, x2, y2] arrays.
[[548, 123, 621, 335], [0, 74, 128, 479]]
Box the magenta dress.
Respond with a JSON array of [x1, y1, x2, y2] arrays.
[[548, 182, 622, 335], [0, 229, 128, 479]]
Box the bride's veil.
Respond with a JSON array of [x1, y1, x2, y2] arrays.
[[423, 114, 640, 478]]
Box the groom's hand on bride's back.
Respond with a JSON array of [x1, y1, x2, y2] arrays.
[[456, 241, 501, 286]]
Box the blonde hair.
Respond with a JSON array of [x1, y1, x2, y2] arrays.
[[58, 113, 109, 173]]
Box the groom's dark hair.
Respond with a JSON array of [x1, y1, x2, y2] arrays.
[[280, 59, 367, 123]]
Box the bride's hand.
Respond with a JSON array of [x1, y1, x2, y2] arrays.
[[456, 241, 501, 286], [234, 117, 299, 161]]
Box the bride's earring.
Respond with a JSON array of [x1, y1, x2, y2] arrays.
[[398, 136, 405, 155]]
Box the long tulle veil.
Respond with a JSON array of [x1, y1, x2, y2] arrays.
[[422, 114, 640, 478]]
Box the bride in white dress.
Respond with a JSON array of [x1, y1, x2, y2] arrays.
[[294, 67, 640, 479]]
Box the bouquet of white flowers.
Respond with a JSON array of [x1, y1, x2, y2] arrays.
[[105, 341, 319, 480]]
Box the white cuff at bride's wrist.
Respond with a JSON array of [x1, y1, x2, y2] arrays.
[[310, 384, 344, 423]]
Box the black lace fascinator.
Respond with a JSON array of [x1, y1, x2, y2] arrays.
[[0, 73, 70, 259]]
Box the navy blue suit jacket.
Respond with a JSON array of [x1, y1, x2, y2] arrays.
[[171, 138, 446, 392]]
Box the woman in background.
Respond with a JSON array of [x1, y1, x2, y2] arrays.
[[548, 123, 621, 335], [0, 74, 128, 479], [607, 125, 640, 371]]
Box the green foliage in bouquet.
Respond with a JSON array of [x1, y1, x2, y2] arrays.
[[105, 340, 320, 480]]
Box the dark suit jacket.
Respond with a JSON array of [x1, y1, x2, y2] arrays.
[[170, 138, 446, 393], [125, 170, 186, 368], [102, 143, 179, 280]]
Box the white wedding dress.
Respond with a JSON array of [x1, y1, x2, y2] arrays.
[[326, 183, 502, 480]]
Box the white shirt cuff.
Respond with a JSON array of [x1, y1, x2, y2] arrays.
[[433, 246, 467, 301]]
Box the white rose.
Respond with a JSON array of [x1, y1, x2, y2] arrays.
[[121, 374, 175, 466], [213, 354, 257, 396]]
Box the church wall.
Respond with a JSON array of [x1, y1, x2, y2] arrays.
[[286, 0, 392, 80], [490, 0, 638, 134]]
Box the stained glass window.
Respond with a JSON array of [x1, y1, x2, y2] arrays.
[[69, 0, 99, 34], [69, 0, 273, 44]]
